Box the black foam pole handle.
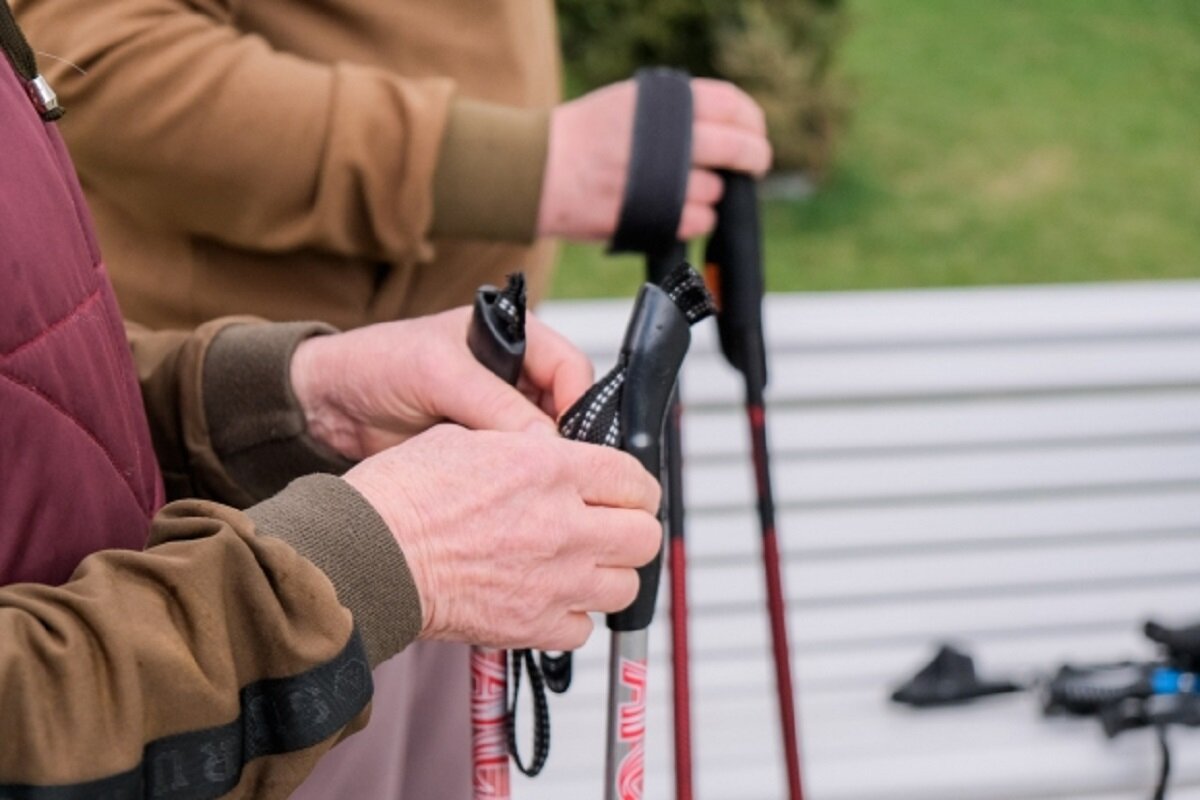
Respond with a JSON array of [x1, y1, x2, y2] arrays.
[[606, 285, 693, 633], [609, 68, 693, 257], [703, 171, 768, 391]]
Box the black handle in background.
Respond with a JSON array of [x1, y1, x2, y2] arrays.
[[467, 276, 526, 384], [704, 170, 768, 393], [607, 284, 694, 633], [1146, 620, 1200, 671]]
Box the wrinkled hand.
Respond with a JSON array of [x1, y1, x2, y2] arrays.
[[344, 425, 662, 650], [537, 78, 772, 242], [290, 307, 593, 460]]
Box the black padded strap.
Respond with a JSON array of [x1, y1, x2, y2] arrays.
[[609, 67, 693, 255]]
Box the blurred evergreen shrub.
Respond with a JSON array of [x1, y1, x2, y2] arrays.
[[558, 0, 851, 177]]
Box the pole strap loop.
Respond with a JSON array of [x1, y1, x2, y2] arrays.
[[608, 67, 693, 256]]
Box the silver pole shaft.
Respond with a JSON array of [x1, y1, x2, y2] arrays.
[[605, 630, 650, 800]]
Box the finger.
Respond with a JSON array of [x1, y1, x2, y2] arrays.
[[677, 170, 724, 238], [586, 507, 663, 568], [685, 168, 725, 206], [676, 203, 717, 240], [573, 567, 641, 615], [534, 611, 595, 652], [436, 364, 557, 435], [692, 78, 768, 135], [523, 313, 595, 415], [693, 121, 773, 177], [568, 444, 662, 512]]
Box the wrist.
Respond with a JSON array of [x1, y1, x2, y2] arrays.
[[290, 337, 362, 460]]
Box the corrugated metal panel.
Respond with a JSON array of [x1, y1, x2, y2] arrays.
[[518, 282, 1200, 800]]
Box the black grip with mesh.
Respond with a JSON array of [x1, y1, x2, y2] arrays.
[[558, 264, 715, 633]]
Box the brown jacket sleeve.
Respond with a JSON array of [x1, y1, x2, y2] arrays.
[[128, 318, 353, 507], [13, 0, 549, 259], [0, 474, 420, 796]]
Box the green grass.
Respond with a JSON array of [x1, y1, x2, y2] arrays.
[[550, 0, 1200, 298]]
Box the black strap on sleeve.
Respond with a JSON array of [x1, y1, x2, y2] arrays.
[[608, 67, 693, 257]]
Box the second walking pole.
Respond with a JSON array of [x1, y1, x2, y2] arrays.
[[705, 171, 805, 800]]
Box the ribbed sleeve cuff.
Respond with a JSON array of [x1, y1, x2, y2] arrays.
[[248, 474, 422, 667], [430, 97, 550, 242], [203, 322, 354, 501]]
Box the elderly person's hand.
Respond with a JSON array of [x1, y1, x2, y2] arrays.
[[537, 78, 772, 242], [344, 424, 662, 651], [288, 306, 593, 460], [291, 309, 661, 651]]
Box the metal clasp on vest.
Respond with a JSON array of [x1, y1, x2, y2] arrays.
[[25, 74, 64, 121]]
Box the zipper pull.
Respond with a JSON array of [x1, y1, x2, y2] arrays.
[[25, 73, 63, 121]]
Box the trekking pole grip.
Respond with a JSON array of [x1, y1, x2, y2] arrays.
[[606, 284, 692, 633], [704, 170, 768, 392], [467, 277, 526, 384]]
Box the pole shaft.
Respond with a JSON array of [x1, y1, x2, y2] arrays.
[[605, 632, 650, 800], [748, 399, 804, 800], [471, 647, 511, 799], [665, 399, 694, 800]]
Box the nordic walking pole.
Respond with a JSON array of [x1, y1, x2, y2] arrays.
[[601, 283, 683, 800], [554, 264, 713, 800], [607, 67, 698, 800], [652, 237, 695, 800], [704, 171, 805, 800], [466, 273, 527, 800]]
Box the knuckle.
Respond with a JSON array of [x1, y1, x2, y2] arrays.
[[517, 602, 543, 634], [526, 437, 568, 482], [583, 445, 623, 486], [529, 520, 568, 563]]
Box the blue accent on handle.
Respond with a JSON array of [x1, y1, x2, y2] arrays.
[[1151, 667, 1199, 695]]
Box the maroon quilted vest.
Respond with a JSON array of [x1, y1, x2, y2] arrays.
[[0, 51, 163, 584]]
